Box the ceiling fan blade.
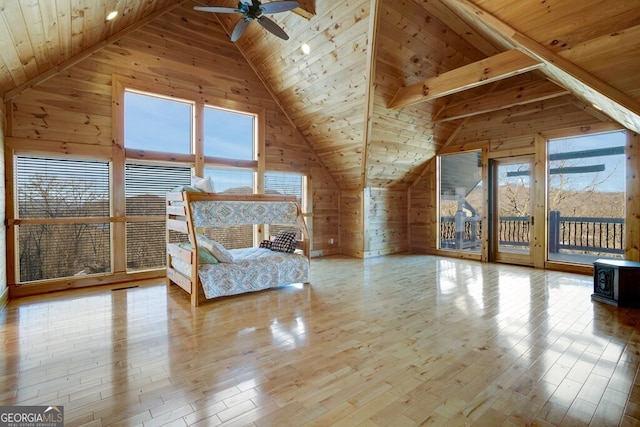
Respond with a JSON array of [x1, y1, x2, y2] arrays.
[[257, 16, 289, 40], [193, 6, 240, 13], [231, 19, 250, 42], [260, 1, 299, 14]]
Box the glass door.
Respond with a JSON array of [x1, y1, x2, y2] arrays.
[[492, 156, 534, 265]]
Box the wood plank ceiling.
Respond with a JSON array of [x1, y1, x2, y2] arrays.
[[1, 0, 640, 190]]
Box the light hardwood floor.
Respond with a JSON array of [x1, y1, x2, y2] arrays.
[[1, 255, 639, 426]]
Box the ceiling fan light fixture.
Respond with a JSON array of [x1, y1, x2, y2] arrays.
[[106, 10, 118, 21], [195, 0, 299, 41], [301, 43, 311, 54]]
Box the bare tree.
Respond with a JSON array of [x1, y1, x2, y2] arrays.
[[19, 174, 110, 281]]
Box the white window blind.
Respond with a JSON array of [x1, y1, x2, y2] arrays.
[[15, 156, 111, 282], [17, 156, 110, 218], [125, 162, 191, 216], [265, 172, 303, 204], [204, 167, 254, 194], [265, 172, 305, 239], [125, 162, 191, 270]]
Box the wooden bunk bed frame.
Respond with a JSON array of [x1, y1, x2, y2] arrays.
[[166, 191, 310, 306]]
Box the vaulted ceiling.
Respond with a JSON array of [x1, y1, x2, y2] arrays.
[[1, 0, 639, 190]]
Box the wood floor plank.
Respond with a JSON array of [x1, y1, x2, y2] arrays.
[[1, 254, 639, 426]]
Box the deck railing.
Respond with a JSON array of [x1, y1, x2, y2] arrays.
[[548, 211, 624, 254], [440, 212, 624, 254], [440, 215, 482, 249]]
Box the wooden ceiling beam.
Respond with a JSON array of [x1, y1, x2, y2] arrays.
[[361, 0, 380, 188], [388, 49, 542, 109], [3, 0, 188, 102], [441, 0, 640, 133], [435, 79, 570, 122], [293, 0, 316, 19]]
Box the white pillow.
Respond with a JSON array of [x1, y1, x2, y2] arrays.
[[191, 175, 215, 193], [196, 234, 234, 263]]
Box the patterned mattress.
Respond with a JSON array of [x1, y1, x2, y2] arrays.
[[195, 247, 309, 299]]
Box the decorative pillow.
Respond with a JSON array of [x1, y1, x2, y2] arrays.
[[176, 242, 219, 264], [196, 234, 234, 263], [259, 240, 273, 249], [271, 230, 297, 253], [191, 175, 215, 193]]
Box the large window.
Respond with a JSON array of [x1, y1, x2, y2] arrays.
[[123, 89, 261, 261], [438, 151, 483, 253], [547, 131, 626, 264], [15, 156, 111, 282]]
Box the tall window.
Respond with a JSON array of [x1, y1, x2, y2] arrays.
[[438, 151, 483, 253], [15, 156, 111, 282], [547, 131, 626, 264], [124, 89, 260, 255], [124, 90, 195, 271]]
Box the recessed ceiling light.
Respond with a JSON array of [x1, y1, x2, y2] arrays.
[[301, 43, 311, 55], [106, 10, 118, 21]]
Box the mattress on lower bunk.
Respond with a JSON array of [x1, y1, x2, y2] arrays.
[[174, 247, 309, 299]]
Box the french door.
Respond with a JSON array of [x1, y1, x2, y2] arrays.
[[491, 155, 535, 265]]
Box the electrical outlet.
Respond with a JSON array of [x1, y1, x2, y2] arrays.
[[329, 238, 334, 245]]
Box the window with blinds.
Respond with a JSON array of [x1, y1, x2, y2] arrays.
[[125, 162, 191, 215], [15, 156, 111, 282], [203, 167, 255, 248], [265, 172, 305, 239], [265, 172, 303, 204], [125, 162, 191, 270], [204, 167, 254, 194]]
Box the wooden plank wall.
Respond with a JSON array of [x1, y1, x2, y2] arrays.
[[310, 183, 341, 257], [3, 6, 340, 290], [340, 190, 364, 258], [340, 187, 409, 259], [364, 188, 407, 257], [409, 160, 436, 255]]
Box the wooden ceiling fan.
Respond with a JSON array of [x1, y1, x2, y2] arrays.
[[194, 0, 299, 42]]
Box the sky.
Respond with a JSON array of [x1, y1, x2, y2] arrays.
[[548, 130, 626, 193], [124, 91, 253, 160]]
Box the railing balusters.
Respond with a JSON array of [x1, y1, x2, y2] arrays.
[[440, 215, 624, 255]]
